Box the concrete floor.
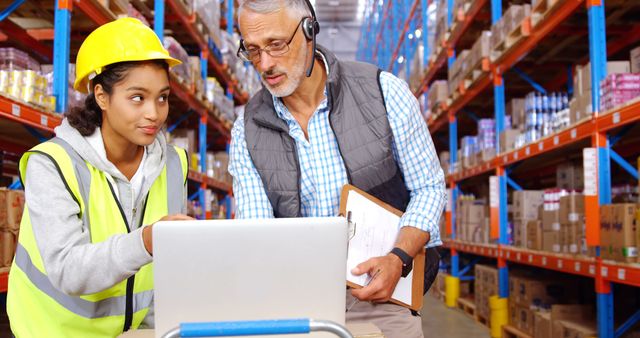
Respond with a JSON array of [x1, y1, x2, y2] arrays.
[[421, 294, 491, 338]]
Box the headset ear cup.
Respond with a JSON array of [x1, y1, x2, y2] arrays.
[[313, 21, 320, 35], [302, 18, 314, 40]]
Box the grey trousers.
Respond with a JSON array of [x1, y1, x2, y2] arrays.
[[345, 292, 424, 338]]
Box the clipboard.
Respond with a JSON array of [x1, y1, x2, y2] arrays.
[[339, 184, 425, 311]]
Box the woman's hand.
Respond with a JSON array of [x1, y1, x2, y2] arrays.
[[142, 214, 194, 255]]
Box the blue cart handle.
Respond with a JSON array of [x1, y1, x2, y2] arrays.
[[161, 318, 353, 338]]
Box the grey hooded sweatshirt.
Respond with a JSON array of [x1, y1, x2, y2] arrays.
[[22, 118, 185, 327]]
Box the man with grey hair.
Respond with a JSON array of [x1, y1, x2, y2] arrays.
[[229, 1, 446, 337]]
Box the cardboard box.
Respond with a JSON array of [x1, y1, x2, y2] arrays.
[[612, 203, 638, 263], [513, 190, 544, 221], [515, 305, 535, 335], [557, 163, 584, 191], [1, 230, 16, 267], [500, 129, 520, 153], [559, 193, 585, 224], [601, 204, 615, 260], [507, 98, 526, 129], [428, 80, 449, 110], [632, 46, 640, 74], [580, 61, 631, 94], [469, 31, 491, 71], [513, 220, 527, 247], [561, 320, 598, 338], [543, 231, 561, 253], [526, 220, 542, 251], [0, 189, 25, 230], [542, 209, 561, 232], [534, 311, 552, 338], [550, 304, 594, 322]]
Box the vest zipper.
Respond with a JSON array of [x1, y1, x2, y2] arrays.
[[327, 110, 353, 184], [290, 139, 302, 217], [106, 180, 149, 332]]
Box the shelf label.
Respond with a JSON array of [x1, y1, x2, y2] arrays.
[[507, 252, 511, 259], [618, 269, 625, 280], [525, 147, 530, 156], [601, 267, 608, 277], [589, 265, 596, 275], [557, 260, 563, 269], [575, 262, 581, 272], [528, 255, 533, 263], [503, 156, 508, 163], [538, 142, 544, 151], [542, 257, 547, 266], [41, 115, 48, 126], [613, 112, 620, 124], [514, 152, 519, 160], [583, 148, 598, 196], [571, 129, 577, 139], [490, 176, 499, 208], [517, 252, 522, 261], [553, 136, 559, 145], [12, 104, 20, 117], [481, 248, 485, 254]]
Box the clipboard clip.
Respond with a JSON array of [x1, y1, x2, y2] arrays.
[[347, 211, 356, 241]]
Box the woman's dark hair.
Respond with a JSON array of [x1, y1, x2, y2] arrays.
[[66, 60, 170, 136]]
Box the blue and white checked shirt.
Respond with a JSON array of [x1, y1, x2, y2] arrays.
[[229, 61, 446, 247]]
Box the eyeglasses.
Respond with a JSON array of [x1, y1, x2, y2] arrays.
[[237, 18, 306, 63]]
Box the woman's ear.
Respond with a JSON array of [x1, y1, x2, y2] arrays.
[[94, 84, 108, 111]]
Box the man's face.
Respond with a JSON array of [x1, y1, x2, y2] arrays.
[[239, 8, 309, 98]]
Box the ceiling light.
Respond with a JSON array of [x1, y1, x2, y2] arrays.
[[398, 56, 405, 64], [329, 0, 340, 6], [415, 29, 422, 38], [408, 33, 414, 40]]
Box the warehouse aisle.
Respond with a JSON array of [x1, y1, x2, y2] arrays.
[[421, 294, 490, 338]]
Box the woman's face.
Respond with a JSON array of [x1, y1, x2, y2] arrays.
[[97, 63, 170, 147]]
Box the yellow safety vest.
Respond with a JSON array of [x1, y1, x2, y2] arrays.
[[7, 138, 188, 338]]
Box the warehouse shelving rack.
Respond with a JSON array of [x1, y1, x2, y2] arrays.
[[357, 1, 640, 337], [0, 0, 245, 292]]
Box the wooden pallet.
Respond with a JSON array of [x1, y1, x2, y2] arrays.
[[476, 313, 490, 328], [502, 324, 532, 338], [456, 297, 476, 319], [459, 57, 490, 93], [531, 0, 561, 27], [491, 17, 532, 62]]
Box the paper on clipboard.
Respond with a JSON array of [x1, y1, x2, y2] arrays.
[[345, 190, 414, 306]]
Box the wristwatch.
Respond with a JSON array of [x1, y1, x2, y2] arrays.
[[390, 247, 413, 277]]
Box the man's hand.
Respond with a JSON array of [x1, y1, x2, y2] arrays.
[[350, 253, 403, 303], [142, 214, 194, 255]]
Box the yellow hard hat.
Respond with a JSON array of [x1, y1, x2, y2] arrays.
[[74, 17, 182, 94]]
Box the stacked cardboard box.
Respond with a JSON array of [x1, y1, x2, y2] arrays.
[[456, 196, 489, 243], [409, 42, 425, 92], [509, 274, 583, 336], [600, 73, 640, 112], [631, 46, 640, 73], [541, 189, 566, 253], [556, 162, 584, 191], [571, 61, 631, 124], [601, 204, 638, 263], [428, 80, 449, 114], [0, 189, 24, 268], [512, 190, 544, 247], [499, 129, 520, 153], [559, 193, 586, 255], [506, 98, 526, 131], [465, 31, 491, 78], [549, 305, 596, 338], [448, 50, 470, 96], [474, 264, 498, 322]]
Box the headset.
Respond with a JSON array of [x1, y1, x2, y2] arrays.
[[301, 0, 320, 77], [238, 0, 320, 78]]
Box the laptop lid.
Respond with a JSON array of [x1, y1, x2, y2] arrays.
[[153, 217, 348, 338]]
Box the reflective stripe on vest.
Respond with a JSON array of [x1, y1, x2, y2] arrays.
[[7, 139, 187, 338]]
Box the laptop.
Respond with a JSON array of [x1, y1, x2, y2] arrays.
[[153, 217, 348, 338]]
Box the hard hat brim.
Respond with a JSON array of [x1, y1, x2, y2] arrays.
[[73, 55, 182, 94]]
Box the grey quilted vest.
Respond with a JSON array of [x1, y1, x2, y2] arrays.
[[244, 45, 410, 217]]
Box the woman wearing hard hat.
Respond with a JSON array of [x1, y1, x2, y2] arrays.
[[7, 18, 193, 337]]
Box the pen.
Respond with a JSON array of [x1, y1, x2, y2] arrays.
[[364, 268, 382, 286]]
